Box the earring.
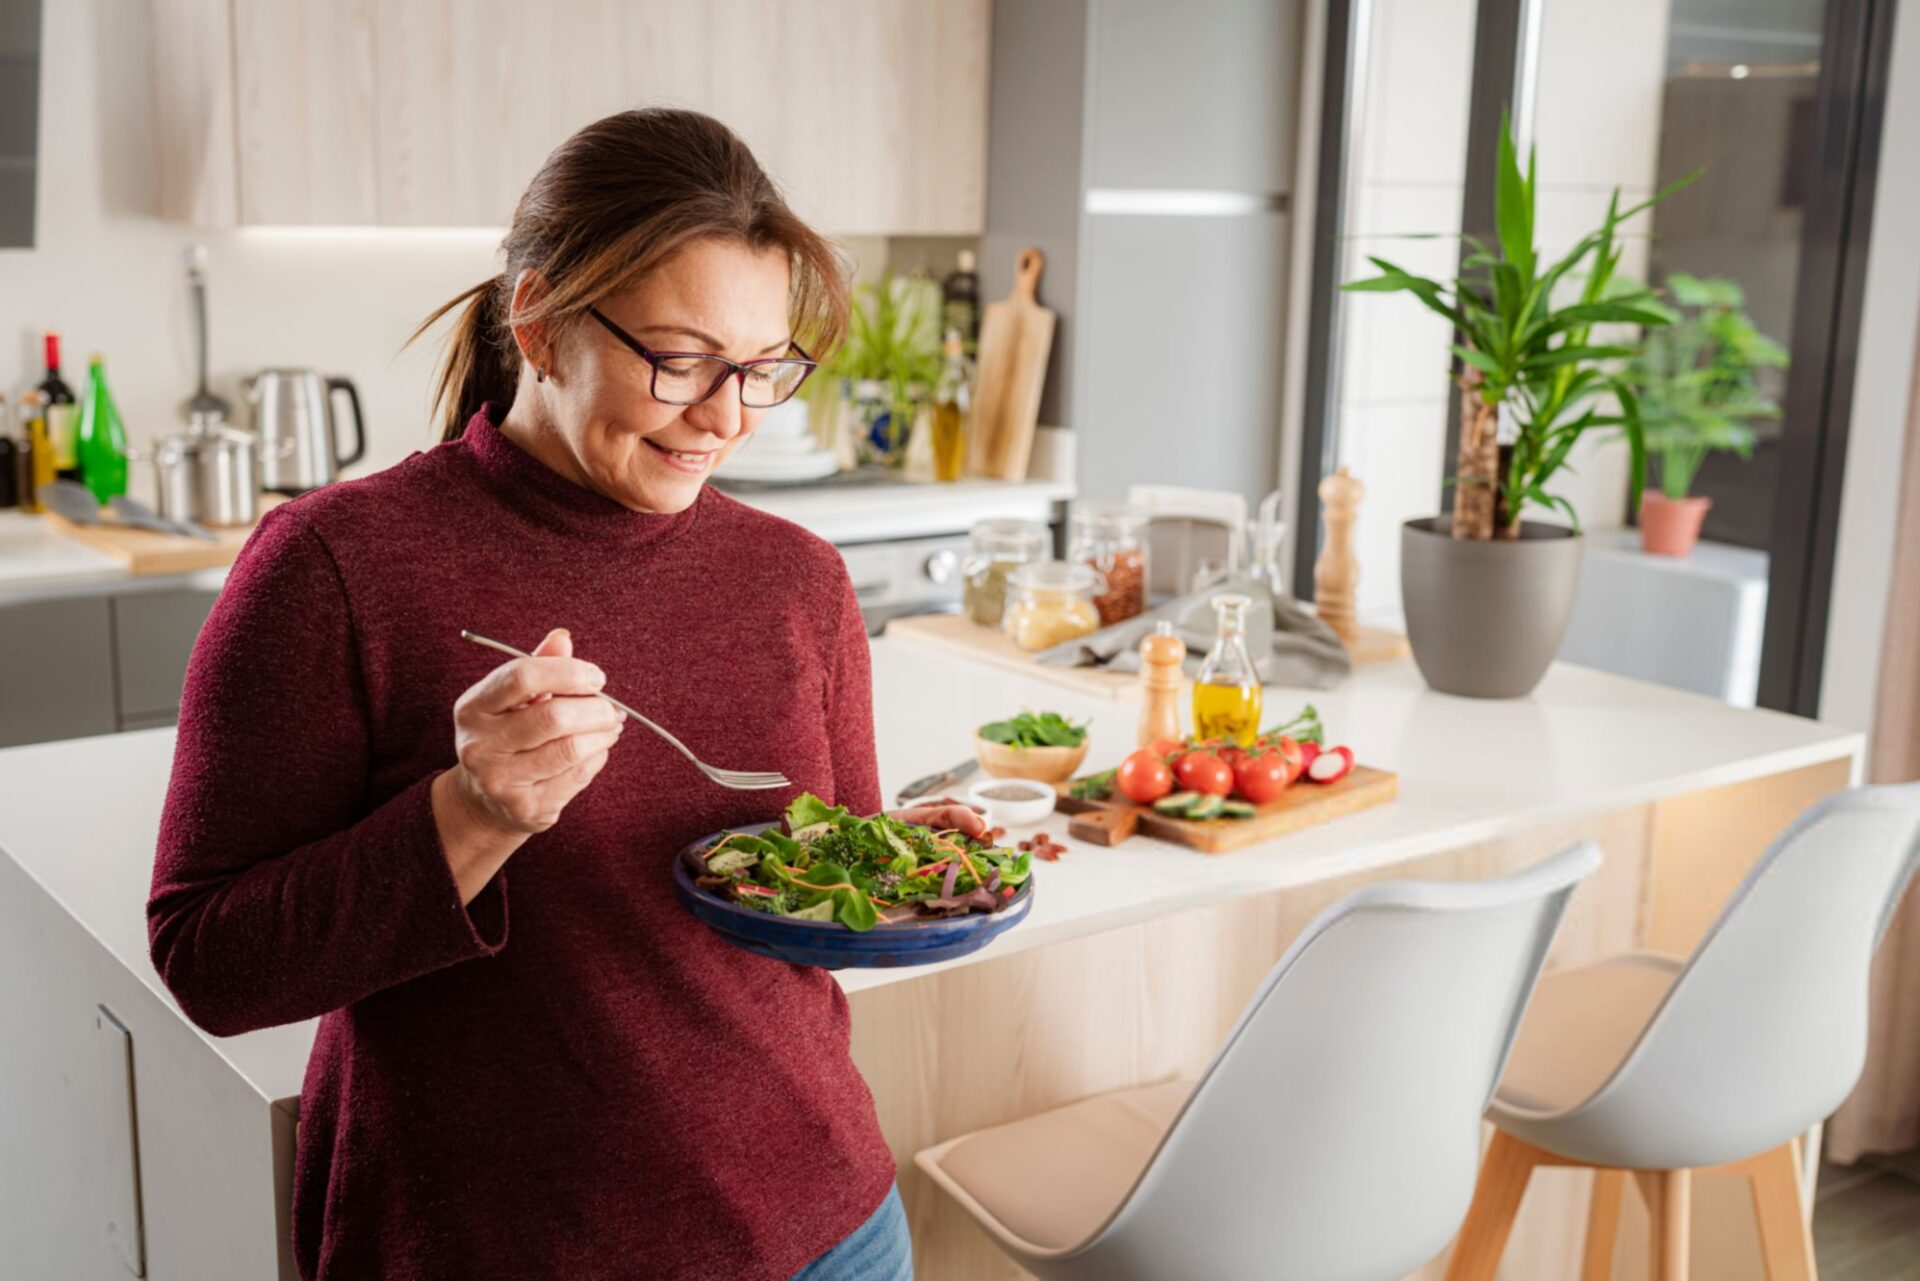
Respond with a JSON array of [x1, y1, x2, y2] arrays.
[[535, 364, 547, 384]]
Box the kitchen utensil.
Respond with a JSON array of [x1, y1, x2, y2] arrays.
[[965, 776, 1056, 827], [460, 631, 790, 791], [245, 368, 366, 492], [1053, 764, 1399, 853], [148, 417, 268, 528], [673, 822, 1035, 969], [42, 478, 214, 542], [966, 248, 1056, 480], [108, 495, 216, 542], [183, 245, 232, 425], [972, 732, 1088, 783], [896, 757, 979, 803]]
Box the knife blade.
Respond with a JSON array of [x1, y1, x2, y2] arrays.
[[895, 758, 979, 803]]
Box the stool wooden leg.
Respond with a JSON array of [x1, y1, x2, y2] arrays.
[[1749, 1141, 1817, 1281], [1646, 1168, 1692, 1281], [1444, 1131, 1541, 1281], [1582, 1170, 1626, 1281]]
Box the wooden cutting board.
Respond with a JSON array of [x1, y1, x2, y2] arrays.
[[1055, 765, 1399, 853], [968, 248, 1056, 480], [44, 499, 279, 575]]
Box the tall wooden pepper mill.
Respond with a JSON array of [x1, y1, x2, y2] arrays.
[[1138, 621, 1186, 747], [1314, 467, 1363, 645]]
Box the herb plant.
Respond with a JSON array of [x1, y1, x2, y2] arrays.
[[1624, 273, 1786, 501]]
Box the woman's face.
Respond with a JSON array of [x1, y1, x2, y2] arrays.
[[518, 238, 795, 514]]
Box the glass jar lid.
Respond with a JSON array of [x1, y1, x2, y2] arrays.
[[1069, 500, 1149, 539], [969, 518, 1050, 559], [1008, 559, 1101, 595]]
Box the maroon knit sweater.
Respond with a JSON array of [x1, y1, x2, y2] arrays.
[[148, 408, 895, 1281]]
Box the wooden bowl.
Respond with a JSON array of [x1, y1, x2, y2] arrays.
[[972, 733, 1088, 783]]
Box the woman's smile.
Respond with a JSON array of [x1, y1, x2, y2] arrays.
[[644, 437, 726, 474]]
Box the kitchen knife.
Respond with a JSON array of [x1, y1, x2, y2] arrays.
[[895, 758, 979, 803]]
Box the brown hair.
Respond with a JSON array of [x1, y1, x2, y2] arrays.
[[413, 108, 849, 442]]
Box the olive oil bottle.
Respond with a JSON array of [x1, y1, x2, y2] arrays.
[[1192, 594, 1262, 745]]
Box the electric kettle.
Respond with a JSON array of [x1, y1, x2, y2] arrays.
[[244, 369, 367, 492]]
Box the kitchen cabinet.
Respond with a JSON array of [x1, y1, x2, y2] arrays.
[[112, 588, 222, 726], [0, 597, 118, 749], [153, 0, 990, 234]]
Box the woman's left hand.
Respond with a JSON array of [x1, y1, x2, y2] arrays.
[[888, 799, 989, 839]]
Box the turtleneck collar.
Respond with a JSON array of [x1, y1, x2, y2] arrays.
[[456, 404, 705, 548]]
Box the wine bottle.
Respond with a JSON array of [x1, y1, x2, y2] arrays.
[[39, 332, 80, 482], [942, 249, 980, 353], [77, 355, 129, 502], [0, 402, 17, 509]]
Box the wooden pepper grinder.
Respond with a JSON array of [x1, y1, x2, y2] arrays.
[[1138, 621, 1186, 747], [1314, 467, 1363, 645]]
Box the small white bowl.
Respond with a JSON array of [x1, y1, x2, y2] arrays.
[[966, 776, 1059, 828]]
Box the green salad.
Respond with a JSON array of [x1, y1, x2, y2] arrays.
[[688, 793, 1033, 932]]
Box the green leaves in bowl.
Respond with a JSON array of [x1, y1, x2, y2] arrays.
[[977, 710, 1088, 750]]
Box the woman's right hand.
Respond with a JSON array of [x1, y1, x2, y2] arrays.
[[432, 628, 624, 901]]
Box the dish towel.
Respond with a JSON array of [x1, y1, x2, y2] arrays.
[[1034, 588, 1353, 690]]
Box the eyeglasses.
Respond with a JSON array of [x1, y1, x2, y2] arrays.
[[587, 307, 817, 408]]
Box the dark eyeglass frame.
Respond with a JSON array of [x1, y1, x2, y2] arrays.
[[587, 306, 817, 407]]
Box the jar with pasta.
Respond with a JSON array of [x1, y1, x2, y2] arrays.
[[961, 519, 1050, 628], [1068, 500, 1149, 625], [1004, 560, 1104, 651]]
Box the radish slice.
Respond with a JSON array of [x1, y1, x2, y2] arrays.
[[1308, 746, 1354, 783]]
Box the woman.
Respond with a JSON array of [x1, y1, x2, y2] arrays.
[[148, 108, 978, 1281]]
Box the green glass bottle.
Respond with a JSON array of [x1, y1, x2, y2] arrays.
[[77, 354, 128, 502]]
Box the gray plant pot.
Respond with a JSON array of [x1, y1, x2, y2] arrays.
[[1399, 517, 1583, 699]]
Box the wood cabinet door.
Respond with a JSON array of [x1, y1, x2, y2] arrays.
[[231, 0, 380, 224]]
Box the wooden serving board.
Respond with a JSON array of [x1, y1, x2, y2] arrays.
[[45, 498, 280, 575], [968, 248, 1056, 480], [1055, 764, 1399, 853]]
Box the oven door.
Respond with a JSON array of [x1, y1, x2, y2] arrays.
[[839, 534, 969, 635]]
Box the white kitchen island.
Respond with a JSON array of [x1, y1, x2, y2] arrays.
[[0, 640, 1861, 1280]]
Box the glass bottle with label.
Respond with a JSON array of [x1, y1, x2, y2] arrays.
[[1192, 593, 1263, 746], [39, 332, 80, 482], [18, 390, 54, 513], [931, 329, 972, 483]]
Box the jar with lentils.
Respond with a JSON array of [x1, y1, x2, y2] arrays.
[[1068, 500, 1149, 625], [961, 518, 1051, 628]]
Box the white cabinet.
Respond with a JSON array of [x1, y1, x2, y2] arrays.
[[153, 0, 989, 234]]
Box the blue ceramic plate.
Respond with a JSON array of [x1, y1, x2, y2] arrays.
[[673, 822, 1036, 970]]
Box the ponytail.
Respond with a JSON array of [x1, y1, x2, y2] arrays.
[[412, 279, 515, 443]]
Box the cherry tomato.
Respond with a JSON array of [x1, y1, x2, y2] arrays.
[[1116, 750, 1175, 804], [1271, 735, 1306, 783], [1145, 738, 1186, 760], [1232, 751, 1292, 804], [1174, 751, 1234, 797]]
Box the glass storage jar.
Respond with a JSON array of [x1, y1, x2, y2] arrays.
[[1068, 500, 1150, 625], [1004, 560, 1104, 651], [961, 518, 1050, 627]]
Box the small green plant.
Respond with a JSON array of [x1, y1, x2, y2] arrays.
[[1626, 273, 1787, 502], [1344, 115, 1696, 539], [820, 272, 941, 400]]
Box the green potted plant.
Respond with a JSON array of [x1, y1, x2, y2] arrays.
[[1624, 273, 1787, 557], [818, 272, 943, 468], [1343, 117, 1692, 697]]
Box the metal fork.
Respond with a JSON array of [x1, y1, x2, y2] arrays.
[[461, 631, 792, 791]]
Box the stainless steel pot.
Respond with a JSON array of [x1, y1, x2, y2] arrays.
[[150, 419, 272, 527]]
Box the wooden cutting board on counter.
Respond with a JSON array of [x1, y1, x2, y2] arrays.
[[967, 248, 1056, 480], [44, 498, 281, 575], [1055, 765, 1399, 853]]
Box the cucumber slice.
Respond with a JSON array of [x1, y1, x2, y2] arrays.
[[1185, 794, 1225, 821], [1153, 790, 1202, 816], [1219, 799, 1257, 820]]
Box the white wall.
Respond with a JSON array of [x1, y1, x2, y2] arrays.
[[0, 1, 890, 484], [1819, 0, 1920, 742]]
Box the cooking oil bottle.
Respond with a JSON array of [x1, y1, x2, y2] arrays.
[[1192, 593, 1262, 746]]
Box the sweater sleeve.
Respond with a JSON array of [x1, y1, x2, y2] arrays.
[[824, 575, 884, 817], [148, 506, 507, 1038]]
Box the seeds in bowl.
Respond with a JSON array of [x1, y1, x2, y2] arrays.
[[979, 783, 1050, 801]]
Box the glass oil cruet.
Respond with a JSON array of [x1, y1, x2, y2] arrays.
[[1192, 593, 1263, 746]]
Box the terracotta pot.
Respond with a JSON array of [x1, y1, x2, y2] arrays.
[[1639, 493, 1712, 557], [1399, 518, 1584, 699]]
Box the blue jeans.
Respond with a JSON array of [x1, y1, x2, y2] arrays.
[[789, 1184, 914, 1281]]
